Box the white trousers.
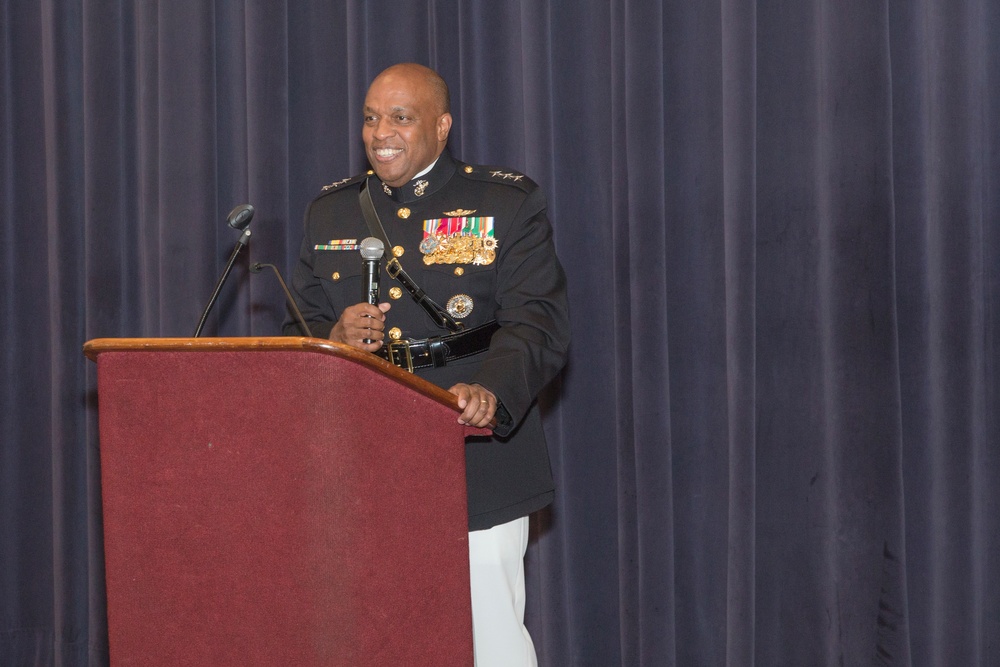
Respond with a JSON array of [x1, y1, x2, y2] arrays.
[[468, 516, 537, 667]]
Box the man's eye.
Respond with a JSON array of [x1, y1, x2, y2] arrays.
[[395, 115, 411, 123], [364, 115, 378, 123]]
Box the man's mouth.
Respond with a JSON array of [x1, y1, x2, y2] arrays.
[[373, 147, 402, 160]]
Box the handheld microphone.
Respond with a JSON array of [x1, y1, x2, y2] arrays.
[[193, 204, 255, 337], [250, 262, 314, 338], [360, 237, 384, 305], [360, 237, 384, 343]]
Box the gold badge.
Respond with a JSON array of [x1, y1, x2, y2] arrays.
[[414, 179, 429, 196], [388, 327, 402, 340], [464, 166, 474, 173], [443, 209, 477, 217], [397, 207, 410, 219], [331, 272, 341, 281], [389, 287, 403, 300], [382, 183, 392, 196], [446, 294, 474, 319], [392, 245, 405, 257], [454, 267, 464, 276]]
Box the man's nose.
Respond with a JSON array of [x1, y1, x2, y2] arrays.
[[372, 117, 394, 139]]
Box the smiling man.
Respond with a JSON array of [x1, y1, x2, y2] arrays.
[[363, 64, 452, 189], [286, 63, 570, 666]]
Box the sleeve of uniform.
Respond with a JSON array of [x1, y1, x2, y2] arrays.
[[283, 199, 337, 339], [471, 186, 570, 437]]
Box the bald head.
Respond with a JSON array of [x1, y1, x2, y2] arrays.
[[362, 63, 453, 187], [372, 63, 451, 115]]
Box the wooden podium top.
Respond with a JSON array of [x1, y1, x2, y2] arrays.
[[84, 336, 466, 417]]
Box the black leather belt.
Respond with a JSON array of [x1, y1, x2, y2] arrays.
[[376, 320, 500, 372]]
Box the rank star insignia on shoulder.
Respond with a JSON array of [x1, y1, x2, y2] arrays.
[[459, 162, 536, 193], [321, 178, 351, 191], [319, 172, 369, 194], [489, 170, 524, 182]]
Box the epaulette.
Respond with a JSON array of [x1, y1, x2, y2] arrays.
[[456, 163, 537, 193], [313, 171, 371, 199]]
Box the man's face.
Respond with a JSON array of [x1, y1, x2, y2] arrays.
[[362, 70, 452, 188]]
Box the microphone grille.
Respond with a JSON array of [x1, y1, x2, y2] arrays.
[[360, 237, 385, 260]]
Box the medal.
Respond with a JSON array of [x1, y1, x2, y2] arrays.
[[419, 216, 497, 266], [446, 294, 474, 318], [419, 236, 440, 254]]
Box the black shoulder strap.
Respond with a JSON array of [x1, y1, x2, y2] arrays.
[[359, 179, 463, 332]]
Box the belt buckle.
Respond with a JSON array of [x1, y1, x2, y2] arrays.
[[386, 257, 402, 279], [387, 340, 414, 373]]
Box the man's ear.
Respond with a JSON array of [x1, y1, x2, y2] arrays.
[[437, 113, 453, 143]]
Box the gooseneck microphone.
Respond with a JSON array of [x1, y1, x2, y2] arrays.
[[360, 237, 385, 343], [250, 262, 314, 338], [193, 204, 255, 337]]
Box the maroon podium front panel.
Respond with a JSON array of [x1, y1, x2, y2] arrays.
[[95, 348, 473, 666]]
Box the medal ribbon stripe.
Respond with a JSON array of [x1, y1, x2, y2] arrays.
[[422, 217, 494, 240], [314, 242, 360, 250]]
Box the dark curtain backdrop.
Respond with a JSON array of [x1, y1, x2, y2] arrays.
[[1, 0, 997, 665]]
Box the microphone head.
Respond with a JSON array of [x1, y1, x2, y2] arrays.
[[360, 237, 385, 261], [227, 204, 255, 231]]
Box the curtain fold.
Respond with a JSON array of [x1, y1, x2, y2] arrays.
[[720, 0, 757, 664], [889, 1, 999, 664], [1, 1, 996, 665]]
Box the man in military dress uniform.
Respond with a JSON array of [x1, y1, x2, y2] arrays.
[[285, 63, 569, 667]]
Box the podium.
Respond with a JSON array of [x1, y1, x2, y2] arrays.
[[84, 337, 483, 666]]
